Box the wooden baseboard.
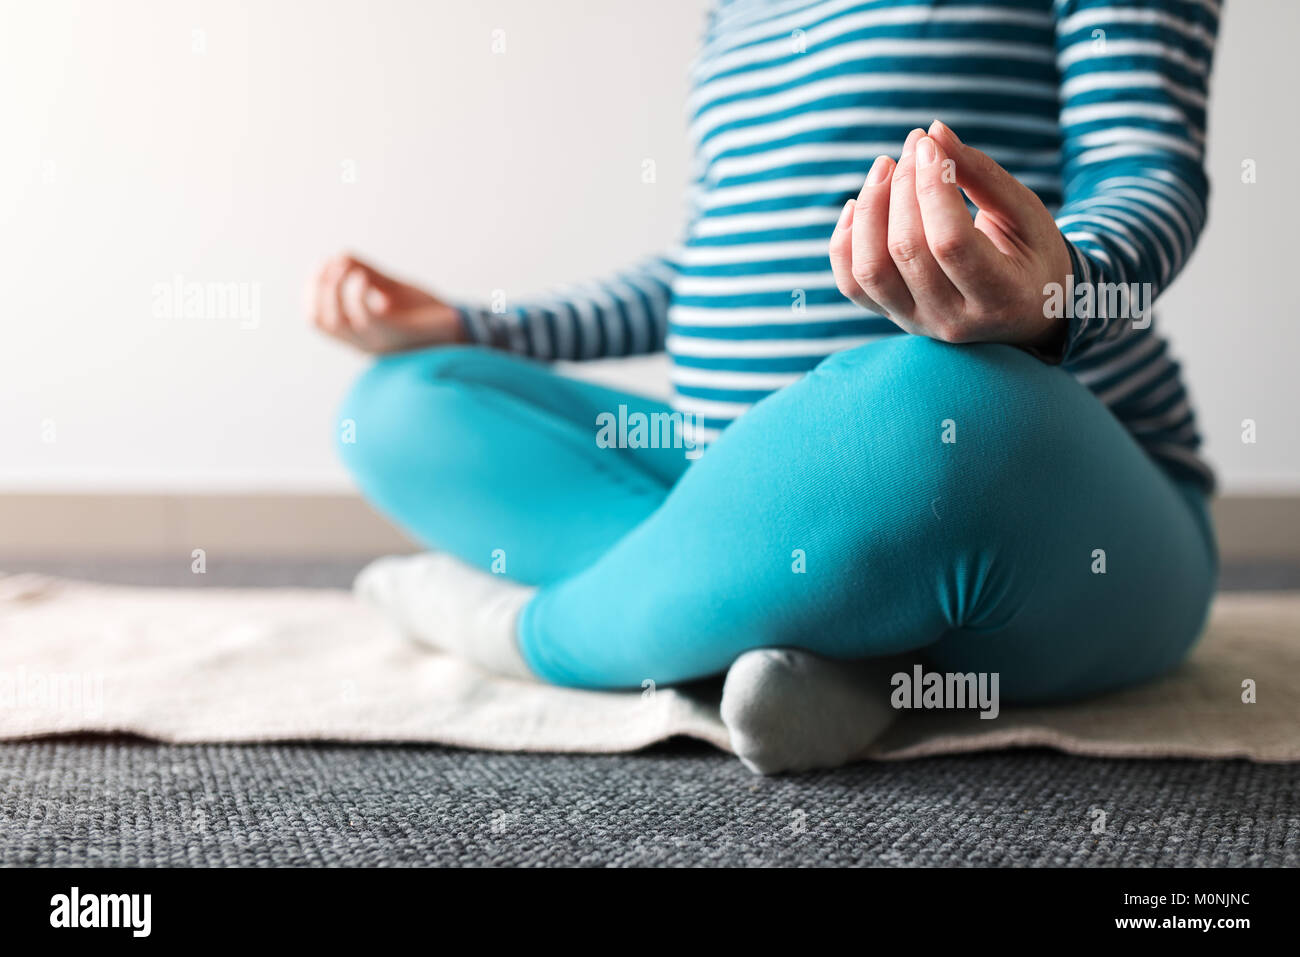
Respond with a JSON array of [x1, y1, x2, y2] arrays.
[[1, 492, 1297, 562], [1209, 496, 1300, 561], [0, 493, 416, 560]]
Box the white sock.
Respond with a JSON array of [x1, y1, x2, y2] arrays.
[[721, 649, 900, 774], [355, 552, 537, 680]]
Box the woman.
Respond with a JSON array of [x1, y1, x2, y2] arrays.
[[310, 0, 1220, 772]]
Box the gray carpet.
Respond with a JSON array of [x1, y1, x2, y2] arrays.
[[2, 558, 1297, 867], [3, 739, 1297, 867]]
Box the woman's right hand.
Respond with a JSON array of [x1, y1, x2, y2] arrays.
[[307, 253, 468, 354]]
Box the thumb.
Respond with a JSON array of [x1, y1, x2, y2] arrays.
[[363, 284, 394, 315], [336, 255, 402, 313], [928, 120, 1044, 234], [338, 254, 403, 294]]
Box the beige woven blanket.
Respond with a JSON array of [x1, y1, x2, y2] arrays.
[[1, 575, 1295, 763]]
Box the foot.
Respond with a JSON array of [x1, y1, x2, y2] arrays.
[[355, 552, 537, 680], [720, 648, 899, 774]]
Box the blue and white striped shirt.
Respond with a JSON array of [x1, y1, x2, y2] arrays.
[[462, 0, 1218, 488]]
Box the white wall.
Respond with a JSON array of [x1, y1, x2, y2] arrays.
[[1, 0, 1295, 494]]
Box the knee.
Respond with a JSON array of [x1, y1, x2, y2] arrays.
[[814, 334, 1041, 401], [335, 345, 491, 475], [345, 344, 494, 401], [813, 335, 1068, 453]]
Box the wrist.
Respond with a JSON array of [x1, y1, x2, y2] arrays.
[[1022, 231, 1073, 360], [1021, 311, 1068, 361]]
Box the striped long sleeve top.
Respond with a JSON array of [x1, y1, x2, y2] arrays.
[[460, 0, 1219, 488]]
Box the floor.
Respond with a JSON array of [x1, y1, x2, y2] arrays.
[[2, 557, 1297, 867]]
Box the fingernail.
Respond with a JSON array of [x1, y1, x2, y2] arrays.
[[866, 155, 891, 186], [917, 136, 936, 168], [931, 119, 960, 144], [835, 199, 855, 229]]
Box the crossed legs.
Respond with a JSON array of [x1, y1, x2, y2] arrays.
[[339, 338, 1216, 767]]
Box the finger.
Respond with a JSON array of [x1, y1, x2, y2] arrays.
[[848, 154, 915, 322], [913, 135, 1007, 300], [341, 267, 375, 331], [310, 260, 365, 348], [338, 254, 405, 317], [829, 199, 871, 310], [314, 258, 347, 334], [888, 133, 961, 318], [331, 258, 353, 337], [337, 253, 407, 300], [366, 286, 394, 314], [928, 120, 1048, 245], [829, 199, 888, 315]]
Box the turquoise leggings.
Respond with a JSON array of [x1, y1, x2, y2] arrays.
[[338, 337, 1217, 700]]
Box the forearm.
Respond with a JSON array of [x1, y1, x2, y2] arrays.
[[1052, 0, 1218, 359], [1055, 157, 1208, 354]]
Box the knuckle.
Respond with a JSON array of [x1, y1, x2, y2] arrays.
[[928, 232, 968, 264], [916, 310, 966, 344], [915, 177, 947, 202], [887, 236, 922, 266], [850, 258, 889, 290], [931, 323, 964, 344], [941, 313, 982, 343]]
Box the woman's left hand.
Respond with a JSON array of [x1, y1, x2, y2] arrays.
[[829, 120, 1071, 353]]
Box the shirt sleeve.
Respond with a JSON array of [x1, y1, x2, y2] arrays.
[[454, 254, 678, 361], [1052, 0, 1220, 360]]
